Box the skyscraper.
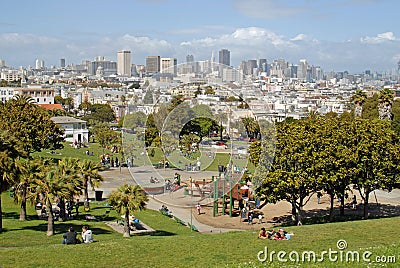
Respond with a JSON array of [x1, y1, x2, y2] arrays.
[[60, 58, 66, 68], [146, 56, 160, 73], [160, 58, 177, 76], [35, 59, 44, 69], [218, 49, 230, 67], [117, 50, 131, 76], [186, 54, 194, 63]]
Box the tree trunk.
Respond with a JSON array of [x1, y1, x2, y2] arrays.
[[296, 205, 303, 226], [329, 193, 335, 221], [123, 209, 130, 238], [58, 198, 66, 221], [84, 182, 90, 209], [47, 202, 54, 236], [19, 186, 27, 221], [363, 190, 370, 219], [291, 201, 297, 223], [0, 194, 3, 232], [339, 188, 345, 216]]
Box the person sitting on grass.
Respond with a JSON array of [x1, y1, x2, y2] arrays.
[[62, 226, 81, 245], [81, 225, 93, 243], [273, 232, 284, 240], [258, 227, 267, 239]]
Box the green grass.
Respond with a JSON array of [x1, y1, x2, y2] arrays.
[[1, 193, 400, 267], [32, 142, 117, 162]]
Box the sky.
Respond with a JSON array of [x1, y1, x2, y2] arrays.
[[0, 0, 399, 73]]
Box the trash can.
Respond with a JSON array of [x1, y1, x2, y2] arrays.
[[95, 190, 103, 201], [183, 188, 188, 195], [218, 165, 224, 173]]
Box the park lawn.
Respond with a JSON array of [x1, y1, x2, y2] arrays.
[[31, 142, 118, 163], [1, 193, 400, 267]]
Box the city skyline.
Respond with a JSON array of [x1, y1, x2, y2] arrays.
[[0, 0, 399, 73]]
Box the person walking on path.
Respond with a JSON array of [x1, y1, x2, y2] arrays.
[[196, 203, 201, 215], [352, 195, 357, 210]]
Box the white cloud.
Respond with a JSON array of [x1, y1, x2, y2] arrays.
[[0, 33, 59, 46], [360, 32, 397, 44], [0, 27, 399, 73]]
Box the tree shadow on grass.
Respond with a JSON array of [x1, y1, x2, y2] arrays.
[[2, 212, 20, 220], [19, 222, 114, 235], [270, 203, 400, 227], [133, 230, 177, 237]]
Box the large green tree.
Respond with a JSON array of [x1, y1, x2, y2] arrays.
[[0, 95, 64, 156], [255, 118, 318, 225], [85, 104, 116, 123], [351, 119, 400, 218]]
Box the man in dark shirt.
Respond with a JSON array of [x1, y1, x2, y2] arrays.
[[62, 227, 80, 244]]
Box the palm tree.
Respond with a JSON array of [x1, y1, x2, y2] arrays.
[[378, 88, 394, 120], [14, 159, 44, 221], [350, 90, 367, 118], [108, 184, 148, 237], [77, 159, 104, 209], [241, 117, 260, 140], [55, 158, 81, 221], [32, 169, 72, 236], [0, 132, 25, 232]]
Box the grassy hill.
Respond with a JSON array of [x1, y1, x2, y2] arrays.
[[1, 193, 400, 267]]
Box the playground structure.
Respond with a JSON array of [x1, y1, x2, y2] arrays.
[[184, 171, 254, 218]]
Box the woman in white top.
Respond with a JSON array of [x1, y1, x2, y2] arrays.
[[81, 225, 93, 243]]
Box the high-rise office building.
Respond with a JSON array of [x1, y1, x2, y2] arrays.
[[160, 58, 177, 76], [117, 50, 131, 76], [259, 59, 267, 72], [218, 49, 230, 67], [60, 58, 66, 68], [35, 59, 44, 69], [146, 56, 160, 73], [186, 54, 194, 63], [246, 59, 258, 75]]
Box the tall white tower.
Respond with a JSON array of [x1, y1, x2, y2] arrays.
[[35, 59, 44, 69], [117, 50, 131, 76], [211, 51, 215, 72]]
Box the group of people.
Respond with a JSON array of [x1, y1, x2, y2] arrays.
[[160, 205, 173, 216], [62, 225, 93, 245], [258, 228, 293, 240]]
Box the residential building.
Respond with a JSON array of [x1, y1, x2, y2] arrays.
[[14, 86, 54, 104], [51, 116, 89, 144]]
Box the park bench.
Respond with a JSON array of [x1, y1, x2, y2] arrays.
[[159, 209, 172, 217], [173, 216, 186, 226], [187, 223, 199, 232]]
